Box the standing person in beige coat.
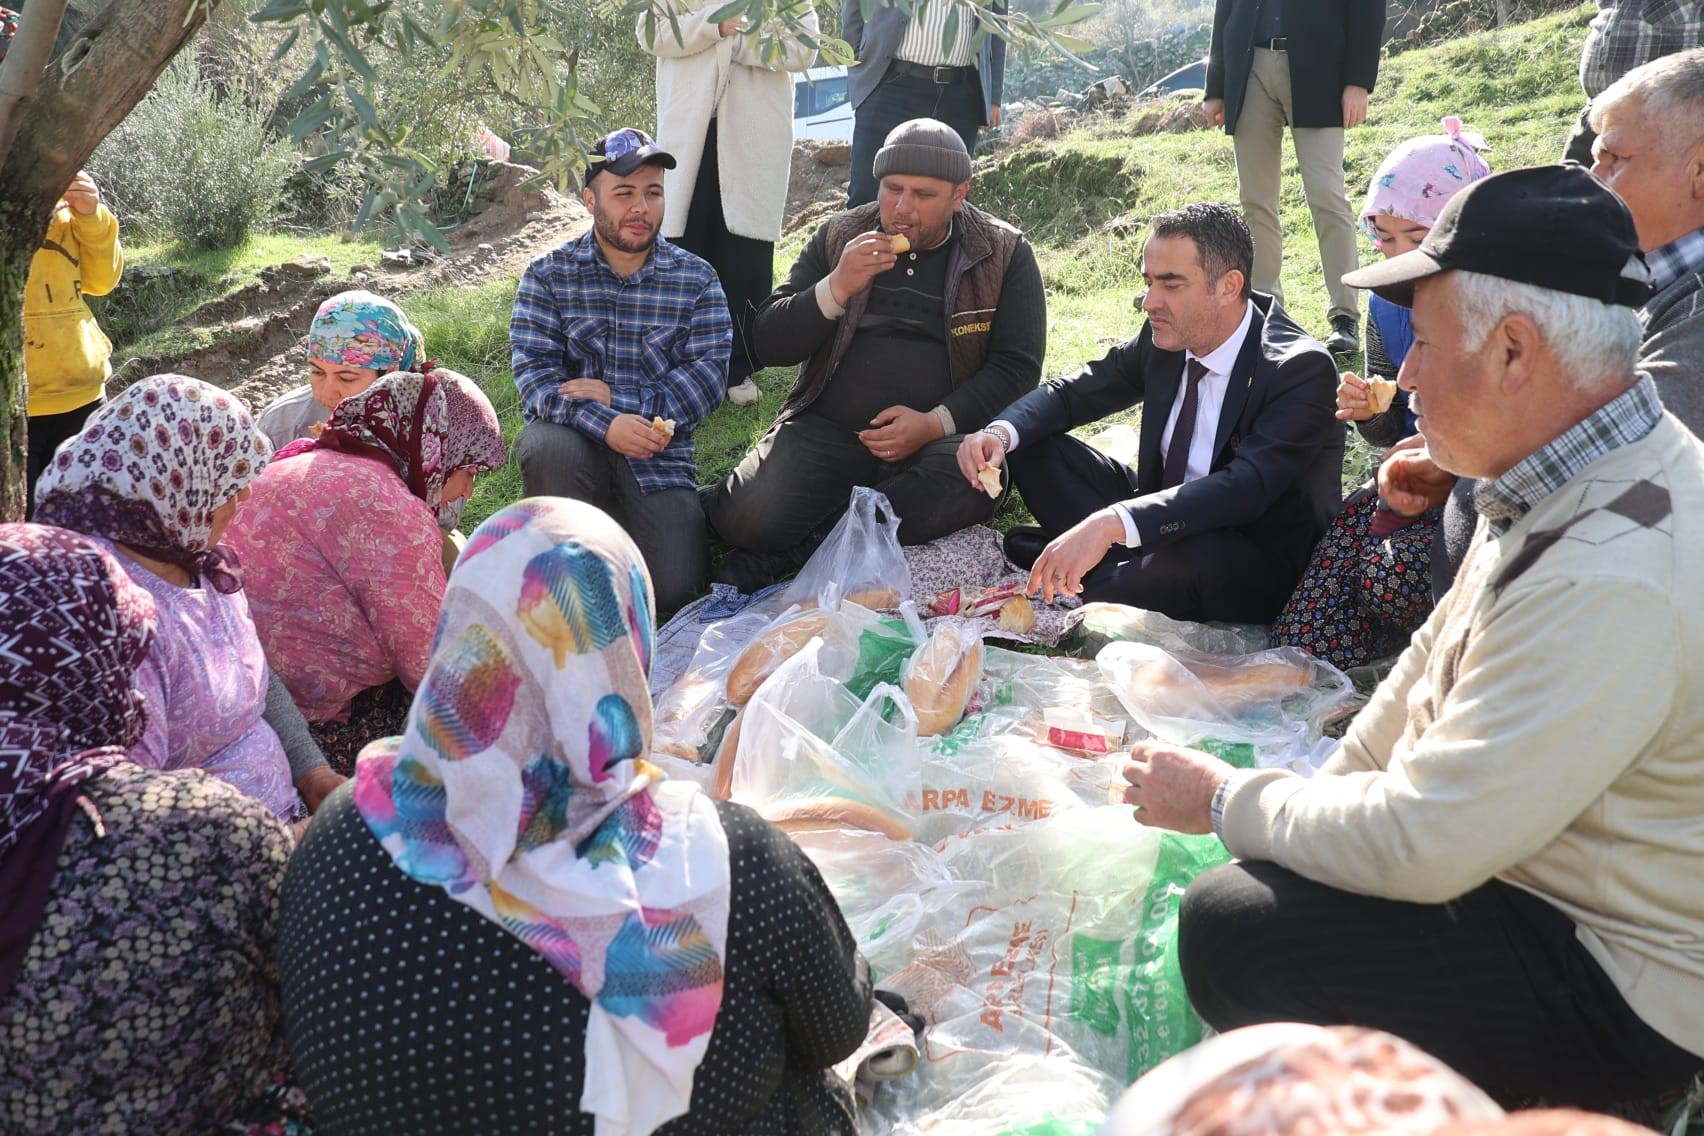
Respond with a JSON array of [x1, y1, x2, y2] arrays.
[[642, 1, 819, 407]]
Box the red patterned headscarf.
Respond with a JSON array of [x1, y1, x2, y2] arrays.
[[312, 369, 506, 528], [0, 524, 157, 995]]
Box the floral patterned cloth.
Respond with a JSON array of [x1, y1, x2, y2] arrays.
[[305, 289, 424, 373], [0, 524, 155, 995], [352, 498, 732, 1136], [224, 447, 446, 722], [0, 762, 293, 1135], [309, 368, 506, 530], [88, 537, 297, 820], [1270, 491, 1440, 671], [1361, 115, 1492, 232], [33, 374, 272, 593], [304, 678, 412, 777]]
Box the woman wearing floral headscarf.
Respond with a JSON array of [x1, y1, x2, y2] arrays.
[[254, 289, 427, 449], [0, 524, 293, 1135], [33, 374, 320, 818], [279, 498, 871, 1135], [1270, 118, 1491, 672], [226, 369, 508, 774]]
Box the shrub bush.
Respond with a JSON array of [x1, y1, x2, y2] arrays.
[[89, 59, 294, 249]]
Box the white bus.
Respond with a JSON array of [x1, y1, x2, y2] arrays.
[[793, 66, 854, 142]]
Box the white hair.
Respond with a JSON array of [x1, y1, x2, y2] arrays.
[[1449, 270, 1642, 390], [1589, 47, 1704, 153]]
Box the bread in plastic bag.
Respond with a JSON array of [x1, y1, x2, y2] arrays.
[[784, 486, 912, 611], [905, 623, 984, 736], [1063, 602, 1269, 659]]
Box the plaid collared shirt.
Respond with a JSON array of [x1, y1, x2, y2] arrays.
[[1475, 375, 1664, 536], [1644, 225, 1704, 295], [511, 232, 730, 494], [1580, 0, 1704, 97]]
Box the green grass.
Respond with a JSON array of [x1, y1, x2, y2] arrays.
[[89, 231, 389, 360]]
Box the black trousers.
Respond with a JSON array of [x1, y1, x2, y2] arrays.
[[25, 397, 102, 518], [1006, 432, 1295, 623], [1180, 861, 1703, 1109], [847, 70, 984, 207], [708, 412, 997, 551], [670, 119, 774, 388]]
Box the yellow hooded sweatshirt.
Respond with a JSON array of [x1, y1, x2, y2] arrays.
[[24, 202, 123, 416]]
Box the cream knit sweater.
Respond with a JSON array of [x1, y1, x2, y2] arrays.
[[1222, 413, 1704, 1059]]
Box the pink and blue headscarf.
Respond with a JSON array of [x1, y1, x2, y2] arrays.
[[304, 290, 426, 374], [1362, 115, 1492, 234], [352, 498, 729, 1136]]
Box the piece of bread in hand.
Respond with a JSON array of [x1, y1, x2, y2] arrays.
[[906, 625, 983, 735], [977, 462, 1002, 498], [726, 609, 833, 705], [650, 415, 676, 440], [761, 796, 913, 841], [1364, 378, 1398, 415], [889, 233, 910, 255]]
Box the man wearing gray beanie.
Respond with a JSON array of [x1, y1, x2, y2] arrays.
[[704, 117, 1046, 591]]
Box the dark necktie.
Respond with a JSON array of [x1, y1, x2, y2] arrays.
[[1162, 358, 1208, 490]]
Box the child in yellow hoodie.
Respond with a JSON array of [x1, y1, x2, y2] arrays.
[[24, 170, 124, 511]]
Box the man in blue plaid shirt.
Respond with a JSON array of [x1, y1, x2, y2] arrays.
[[511, 127, 732, 611]]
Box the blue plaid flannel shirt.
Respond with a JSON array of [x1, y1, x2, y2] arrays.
[[511, 232, 730, 494]]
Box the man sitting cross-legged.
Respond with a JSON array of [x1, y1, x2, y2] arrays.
[[1125, 165, 1704, 1109], [957, 202, 1343, 624], [704, 118, 1046, 592]]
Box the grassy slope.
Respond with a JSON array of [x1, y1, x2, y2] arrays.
[[454, 3, 1591, 528], [105, 5, 1595, 532]]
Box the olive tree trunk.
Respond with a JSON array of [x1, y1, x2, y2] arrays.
[[0, 0, 221, 521]]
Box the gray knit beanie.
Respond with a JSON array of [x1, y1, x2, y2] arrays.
[[872, 118, 973, 184]]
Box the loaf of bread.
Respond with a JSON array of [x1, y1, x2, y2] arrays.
[[905, 625, 983, 736], [1365, 378, 1398, 415], [845, 587, 902, 611], [977, 462, 1002, 498], [997, 594, 1036, 634], [1122, 651, 1314, 712], [761, 796, 913, 841], [726, 609, 833, 706], [889, 233, 910, 255]]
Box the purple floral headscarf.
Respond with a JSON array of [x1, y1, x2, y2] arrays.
[[33, 375, 273, 594], [0, 524, 157, 995], [1362, 115, 1492, 233]]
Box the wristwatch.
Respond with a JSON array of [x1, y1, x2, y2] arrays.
[[986, 423, 1013, 453]]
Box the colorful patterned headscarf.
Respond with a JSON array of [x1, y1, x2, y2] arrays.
[[352, 498, 730, 1136], [1099, 1023, 1505, 1136], [305, 290, 425, 374], [33, 375, 272, 594], [312, 369, 506, 529], [0, 9, 18, 63], [0, 524, 157, 996], [1362, 115, 1493, 233]]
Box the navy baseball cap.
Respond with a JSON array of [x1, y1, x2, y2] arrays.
[[1343, 164, 1653, 309]]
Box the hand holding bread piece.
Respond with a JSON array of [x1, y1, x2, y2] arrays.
[[976, 463, 1002, 498], [650, 416, 676, 440], [1364, 378, 1398, 415]]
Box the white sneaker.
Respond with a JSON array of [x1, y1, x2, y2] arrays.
[[727, 379, 761, 407]]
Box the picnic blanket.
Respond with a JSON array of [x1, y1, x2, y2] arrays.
[[648, 519, 1355, 1133]]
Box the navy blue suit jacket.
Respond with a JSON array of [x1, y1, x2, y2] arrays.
[[999, 294, 1344, 574]]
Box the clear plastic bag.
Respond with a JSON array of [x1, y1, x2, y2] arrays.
[[1097, 642, 1353, 763], [1062, 603, 1269, 660], [729, 637, 921, 828], [785, 486, 913, 611]]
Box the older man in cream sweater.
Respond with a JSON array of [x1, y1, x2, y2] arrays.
[[1124, 166, 1704, 1107]]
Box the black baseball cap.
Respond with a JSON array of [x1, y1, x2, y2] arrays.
[[1343, 164, 1653, 309], [584, 127, 676, 185]]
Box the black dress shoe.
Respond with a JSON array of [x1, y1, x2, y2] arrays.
[[1001, 524, 1049, 570], [1325, 314, 1361, 356]]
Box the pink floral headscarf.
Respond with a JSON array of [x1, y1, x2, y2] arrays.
[[1363, 115, 1493, 233]]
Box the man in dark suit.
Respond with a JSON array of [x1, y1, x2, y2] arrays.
[[843, 0, 1006, 206], [957, 202, 1342, 624], [1204, 0, 1383, 356]]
